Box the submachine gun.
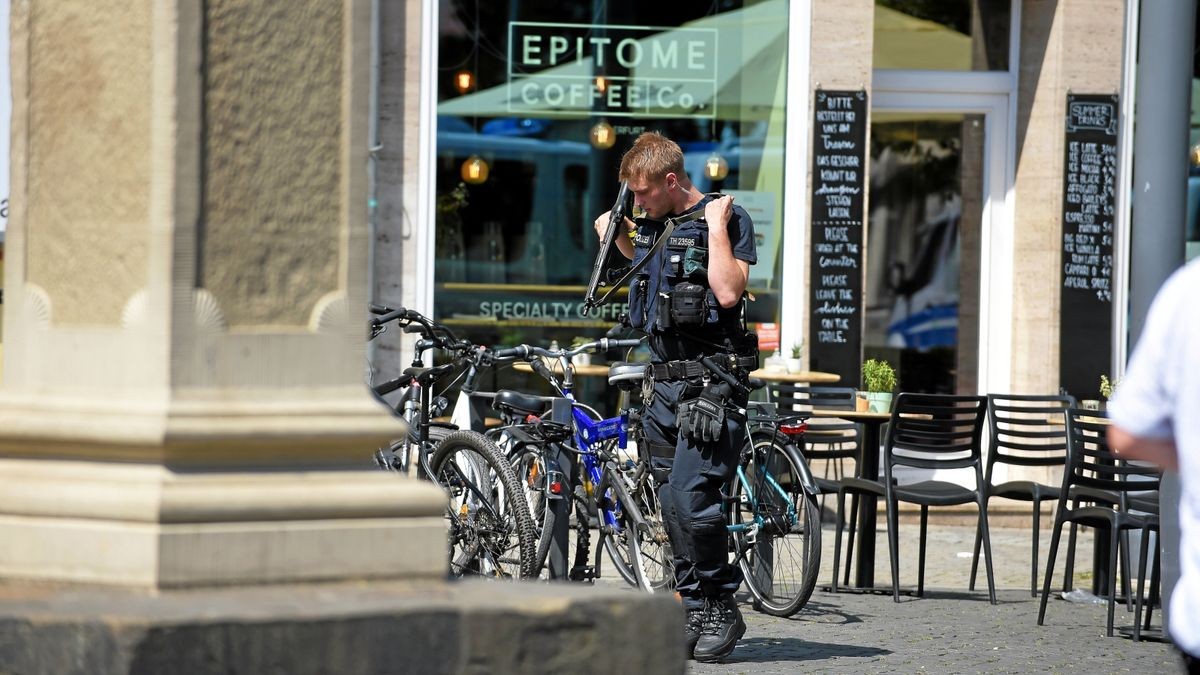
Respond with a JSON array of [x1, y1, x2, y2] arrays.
[[581, 181, 681, 316], [582, 181, 634, 316]]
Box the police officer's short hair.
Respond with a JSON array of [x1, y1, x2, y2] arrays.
[[619, 131, 685, 183]]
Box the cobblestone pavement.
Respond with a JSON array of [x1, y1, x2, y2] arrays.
[[686, 519, 1178, 674], [597, 516, 1178, 673]]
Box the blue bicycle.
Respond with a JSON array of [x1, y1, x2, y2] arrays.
[[486, 339, 674, 591]]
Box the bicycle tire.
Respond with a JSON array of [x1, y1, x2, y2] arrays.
[[375, 425, 452, 477], [601, 456, 674, 592], [730, 429, 822, 616], [430, 430, 539, 579], [509, 445, 557, 576]]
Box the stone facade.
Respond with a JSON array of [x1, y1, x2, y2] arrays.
[[0, 0, 444, 588]]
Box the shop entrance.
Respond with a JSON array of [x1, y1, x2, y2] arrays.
[[865, 90, 1011, 396]]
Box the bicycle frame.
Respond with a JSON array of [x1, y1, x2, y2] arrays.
[[568, 404, 637, 535], [727, 461, 797, 539], [727, 403, 819, 547]]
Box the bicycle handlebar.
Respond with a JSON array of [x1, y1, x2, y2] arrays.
[[493, 337, 645, 363]]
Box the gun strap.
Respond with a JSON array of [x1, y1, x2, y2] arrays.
[[589, 208, 708, 309]]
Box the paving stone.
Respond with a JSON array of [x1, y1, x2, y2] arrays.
[[679, 520, 1178, 674]]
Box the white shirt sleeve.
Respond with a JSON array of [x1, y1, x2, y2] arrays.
[[1107, 266, 1188, 440]]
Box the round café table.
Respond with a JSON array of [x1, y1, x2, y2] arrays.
[[749, 369, 841, 384], [511, 361, 611, 378]]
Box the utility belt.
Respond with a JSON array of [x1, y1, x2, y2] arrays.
[[648, 355, 757, 382]]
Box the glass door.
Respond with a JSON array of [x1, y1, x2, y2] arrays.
[[866, 113, 982, 394], [867, 91, 1012, 396]]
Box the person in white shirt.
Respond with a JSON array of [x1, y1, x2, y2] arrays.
[[1108, 258, 1200, 669]]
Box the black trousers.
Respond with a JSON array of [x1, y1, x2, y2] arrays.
[[643, 377, 745, 610]]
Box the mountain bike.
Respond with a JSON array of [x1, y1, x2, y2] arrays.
[[485, 338, 674, 591], [367, 305, 538, 579]]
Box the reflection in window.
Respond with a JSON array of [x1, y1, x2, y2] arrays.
[[873, 0, 1010, 71], [434, 0, 789, 355]]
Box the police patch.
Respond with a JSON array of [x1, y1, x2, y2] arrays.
[[634, 232, 654, 247]]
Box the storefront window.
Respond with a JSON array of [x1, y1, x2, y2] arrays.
[[1188, 22, 1200, 261], [873, 0, 1010, 71], [434, 0, 789, 359]]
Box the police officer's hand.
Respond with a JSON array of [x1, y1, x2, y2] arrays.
[[594, 211, 635, 243], [677, 383, 730, 444], [704, 195, 734, 232]]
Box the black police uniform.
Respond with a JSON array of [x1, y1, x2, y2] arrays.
[[626, 194, 757, 612]]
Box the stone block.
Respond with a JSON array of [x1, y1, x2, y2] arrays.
[[0, 579, 684, 675]]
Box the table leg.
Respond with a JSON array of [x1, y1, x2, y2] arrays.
[[854, 421, 882, 589]]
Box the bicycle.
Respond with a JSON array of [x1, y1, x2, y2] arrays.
[[367, 304, 538, 579], [486, 340, 822, 612], [732, 394, 823, 616], [485, 337, 674, 591], [614, 353, 824, 616]]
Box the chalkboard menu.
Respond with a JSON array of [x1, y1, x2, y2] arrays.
[[1059, 93, 1118, 400], [808, 90, 867, 386]]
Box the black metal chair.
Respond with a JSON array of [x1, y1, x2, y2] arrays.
[[836, 393, 994, 603], [969, 393, 1075, 597], [1037, 410, 1161, 638], [767, 384, 859, 496], [767, 384, 862, 590]]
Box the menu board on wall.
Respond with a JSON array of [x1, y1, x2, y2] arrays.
[[808, 90, 867, 386], [1059, 93, 1118, 400]]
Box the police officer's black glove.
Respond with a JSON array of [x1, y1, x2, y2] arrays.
[[677, 383, 730, 444]]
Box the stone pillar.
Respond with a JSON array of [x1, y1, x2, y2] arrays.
[[1010, 0, 1124, 396], [370, 0, 425, 382], [0, 0, 444, 587], [807, 0, 874, 372]]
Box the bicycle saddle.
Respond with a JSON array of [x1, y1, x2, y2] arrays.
[[492, 389, 556, 417]]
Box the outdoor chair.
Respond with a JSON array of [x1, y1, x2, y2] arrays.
[[768, 384, 862, 590], [834, 393, 994, 603], [969, 393, 1075, 597], [767, 384, 859, 495], [1037, 409, 1161, 638]]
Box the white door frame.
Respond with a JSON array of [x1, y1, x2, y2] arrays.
[[869, 85, 1015, 396]]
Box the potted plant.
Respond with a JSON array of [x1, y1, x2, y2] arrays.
[[1088, 374, 1120, 411], [786, 342, 803, 373], [861, 358, 897, 413]]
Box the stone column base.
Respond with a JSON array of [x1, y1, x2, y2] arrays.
[[0, 579, 685, 674], [0, 459, 446, 587]]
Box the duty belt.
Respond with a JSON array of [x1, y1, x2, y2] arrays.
[[649, 355, 757, 381]]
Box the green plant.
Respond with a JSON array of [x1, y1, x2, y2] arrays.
[[1099, 375, 1120, 400], [862, 359, 897, 393], [571, 335, 591, 348], [790, 342, 802, 359]]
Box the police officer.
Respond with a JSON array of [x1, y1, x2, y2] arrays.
[[593, 131, 757, 662]]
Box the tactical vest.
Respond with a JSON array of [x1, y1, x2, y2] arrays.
[[627, 197, 749, 359]]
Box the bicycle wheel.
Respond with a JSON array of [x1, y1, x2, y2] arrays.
[[730, 429, 821, 616], [376, 425, 452, 476], [508, 444, 557, 576], [602, 455, 674, 592], [430, 430, 539, 579]]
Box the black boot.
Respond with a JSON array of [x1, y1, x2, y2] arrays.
[[683, 604, 708, 659], [693, 595, 745, 663]]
